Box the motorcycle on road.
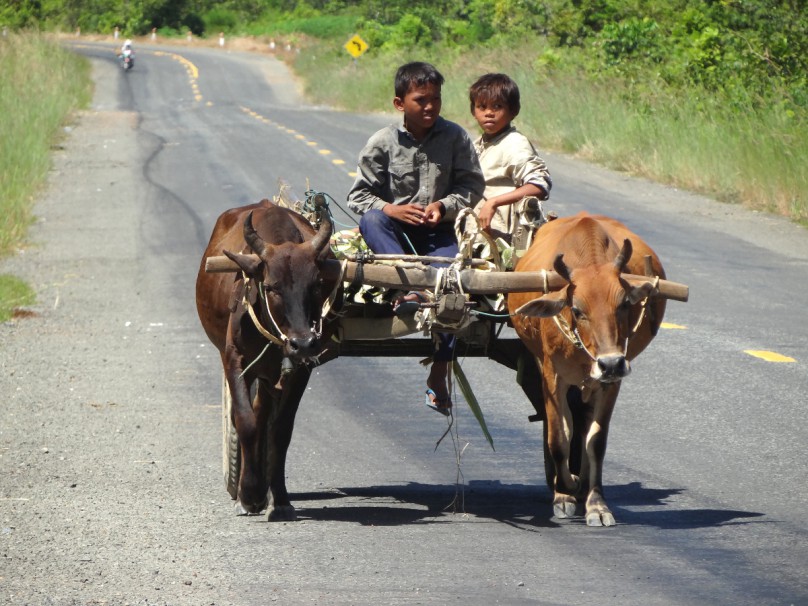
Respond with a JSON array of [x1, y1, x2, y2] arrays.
[[120, 48, 134, 71]]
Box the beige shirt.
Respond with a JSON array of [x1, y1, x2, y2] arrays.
[[474, 125, 551, 239]]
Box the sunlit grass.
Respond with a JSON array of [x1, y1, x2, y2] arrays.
[[0, 32, 91, 258], [293, 41, 807, 224], [0, 32, 90, 321], [0, 274, 35, 322]]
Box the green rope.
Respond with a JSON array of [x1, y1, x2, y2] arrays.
[[239, 342, 272, 378]]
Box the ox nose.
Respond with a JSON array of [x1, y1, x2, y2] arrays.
[[597, 354, 630, 379], [287, 334, 318, 357]]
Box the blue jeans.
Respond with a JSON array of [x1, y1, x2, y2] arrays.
[[359, 209, 459, 258], [359, 209, 456, 362]]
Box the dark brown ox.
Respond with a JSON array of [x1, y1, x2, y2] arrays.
[[508, 212, 666, 526], [196, 200, 337, 520]]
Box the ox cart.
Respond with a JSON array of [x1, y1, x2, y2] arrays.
[[198, 186, 689, 524]]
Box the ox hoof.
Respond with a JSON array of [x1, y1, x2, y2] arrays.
[[234, 498, 268, 516], [586, 510, 616, 527], [267, 505, 297, 522], [552, 495, 577, 519]]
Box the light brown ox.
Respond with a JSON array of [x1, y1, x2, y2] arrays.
[[508, 212, 666, 526], [196, 200, 338, 520]]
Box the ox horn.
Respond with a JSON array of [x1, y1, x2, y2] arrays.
[[309, 216, 333, 258], [553, 253, 572, 282], [613, 238, 633, 271], [243, 211, 268, 257]]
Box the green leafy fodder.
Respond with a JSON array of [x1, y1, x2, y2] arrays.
[[0, 32, 91, 257]]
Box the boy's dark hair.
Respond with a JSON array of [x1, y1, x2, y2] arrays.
[[469, 73, 521, 117], [394, 62, 445, 98]]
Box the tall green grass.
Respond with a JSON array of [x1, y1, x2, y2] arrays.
[[0, 32, 91, 257], [293, 41, 807, 224], [0, 32, 91, 321], [243, 13, 358, 40]]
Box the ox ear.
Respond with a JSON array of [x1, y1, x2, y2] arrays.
[[628, 280, 655, 305], [515, 287, 569, 318], [222, 249, 263, 276]]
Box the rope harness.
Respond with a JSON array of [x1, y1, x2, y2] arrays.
[[235, 195, 346, 381], [243, 273, 287, 347], [241, 262, 344, 348], [551, 274, 660, 360]]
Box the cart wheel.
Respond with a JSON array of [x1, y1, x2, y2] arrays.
[[222, 373, 240, 500]]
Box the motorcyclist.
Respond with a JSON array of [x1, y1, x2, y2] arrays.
[[119, 39, 134, 68]]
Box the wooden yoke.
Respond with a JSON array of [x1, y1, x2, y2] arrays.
[[204, 255, 689, 302]]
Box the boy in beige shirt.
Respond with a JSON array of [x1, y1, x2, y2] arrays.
[[469, 73, 552, 248]]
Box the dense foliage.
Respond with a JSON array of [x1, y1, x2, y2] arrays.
[[2, 1, 805, 109]]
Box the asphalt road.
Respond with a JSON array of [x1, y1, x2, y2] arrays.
[[1, 40, 807, 605]]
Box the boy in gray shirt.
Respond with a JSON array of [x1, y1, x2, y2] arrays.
[[348, 61, 484, 414]]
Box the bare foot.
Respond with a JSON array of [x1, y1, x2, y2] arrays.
[[426, 360, 452, 414], [393, 291, 427, 316]]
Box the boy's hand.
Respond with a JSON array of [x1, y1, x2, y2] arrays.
[[423, 201, 444, 228], [477, 199, 497, 231], [384, 203, 427, 226]]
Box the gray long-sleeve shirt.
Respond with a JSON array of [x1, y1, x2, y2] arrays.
[[347, 117, 485, 223]]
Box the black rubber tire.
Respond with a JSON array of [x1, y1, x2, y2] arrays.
[[222, 373, 240, 500]]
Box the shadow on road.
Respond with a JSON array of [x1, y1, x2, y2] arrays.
[[287, 479, 764, 530]]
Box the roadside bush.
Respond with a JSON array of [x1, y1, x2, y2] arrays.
[[289, 14, 358, 39], [0, 1, 39, 28], [383, 13, 431, 50], [156, 26, 181, 38], [490, 0, 549, 36], [355, 18, 391, 50], [249, 11, 357, 39], [183, 13, 205, 35], [203, 8, 239, 34], [599, 17, 663, 66]]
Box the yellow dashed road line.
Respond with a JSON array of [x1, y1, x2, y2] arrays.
[[744, 350, 796, 363], [239, 105, 355, 179], [659, 323, 796, 363], [75, 45, 205, 103], [153, 50, 203, 103]]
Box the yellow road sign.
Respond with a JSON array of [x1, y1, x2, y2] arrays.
[[344, 34, 369, 58]]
